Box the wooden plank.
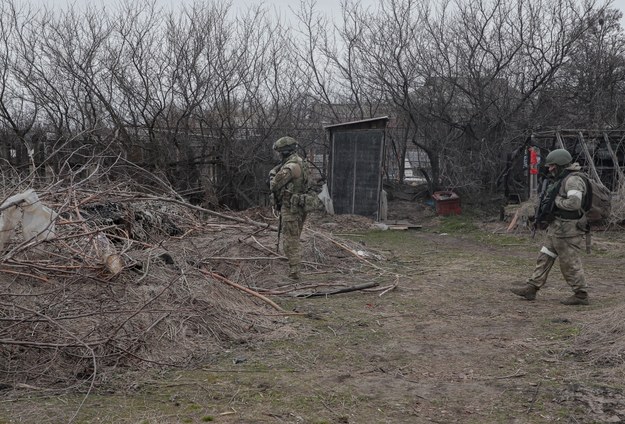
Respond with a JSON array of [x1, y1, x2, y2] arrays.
[[387, 225, 409, 231], [555, 131, 566, 149], [603, 132, 625, 185], [577, 132, 605, 187], [384, 220, 422, 230]]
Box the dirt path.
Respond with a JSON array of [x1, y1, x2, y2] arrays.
[[3, 218, 625, 423]]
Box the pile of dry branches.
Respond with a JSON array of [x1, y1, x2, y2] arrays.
[[572, 304, 625, 373], [0, 175, 388, 395], [609, 181, 625, 226]]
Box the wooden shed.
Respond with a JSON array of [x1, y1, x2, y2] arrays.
[[324, 117, 389, 220]]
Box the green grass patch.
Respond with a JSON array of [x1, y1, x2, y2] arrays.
[[435, 215, 479, 233]]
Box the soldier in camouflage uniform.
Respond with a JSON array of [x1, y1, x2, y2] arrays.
[[511, 148, 590, 305], [269, 136, 308, 281]]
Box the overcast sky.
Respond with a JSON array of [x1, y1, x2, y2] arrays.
[[611, 0, 625, 21], [42, 0, 355, 18], [38, 0, 625, 26]]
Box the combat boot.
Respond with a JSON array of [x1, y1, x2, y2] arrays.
[[510, 284, 538, 301], [288, 267, 300, 282], [560, 291, 589, 306]]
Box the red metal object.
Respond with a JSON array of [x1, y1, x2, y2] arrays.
[[431, 191, 461, 216], [529, 147, 539, 175]]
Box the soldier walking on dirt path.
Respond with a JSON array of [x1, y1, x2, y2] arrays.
[[511, 148, 590, 305], [269, 136, 308, 282]]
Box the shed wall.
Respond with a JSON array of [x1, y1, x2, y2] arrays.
[[330, 129, 385, 218]]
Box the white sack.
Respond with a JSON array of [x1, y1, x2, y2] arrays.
[[0, 206, 23, 251], [318, 183, 334, 215], [0, 189, 58, 249]]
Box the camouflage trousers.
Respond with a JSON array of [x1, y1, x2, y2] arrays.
[[281, 208, 306, 280], [527, 234, 587, 293]]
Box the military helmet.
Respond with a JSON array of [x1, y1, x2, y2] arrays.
[[273, 136, 297, 151], [544, 148, 572, 166]]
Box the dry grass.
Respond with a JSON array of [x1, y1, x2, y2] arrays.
[[574, 304, 625, 368]]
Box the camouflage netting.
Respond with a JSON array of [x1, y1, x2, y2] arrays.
[[0, 183, 385, 392]]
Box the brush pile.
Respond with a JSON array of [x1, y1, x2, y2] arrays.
[[0, 179, 388, 392]]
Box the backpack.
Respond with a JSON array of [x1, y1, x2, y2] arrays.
[[289, 159, 324, 214], [568, 172, 612, 223]]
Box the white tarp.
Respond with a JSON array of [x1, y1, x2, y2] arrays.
[[318, 183, 334, 215], [0, 189, 58, 251]]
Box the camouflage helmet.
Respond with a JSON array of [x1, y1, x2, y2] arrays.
[[544, 148, 572, 166], [273, 136, 297, 152]]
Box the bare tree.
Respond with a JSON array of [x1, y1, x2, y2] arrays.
[[343, 0, 435, 186], [0, 1, 39, 173], [551, 7, 625, 128], [38, 5, 133, 147], [413, 0, 603, 194], [0, 0, 622, 209], [107, 1, 171, 163]]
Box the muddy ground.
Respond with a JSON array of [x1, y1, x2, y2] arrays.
[[2, 200, 625, 424]]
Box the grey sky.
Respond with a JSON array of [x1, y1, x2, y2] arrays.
[[39, 0, 625, 26], [42, 0, 354, 17]]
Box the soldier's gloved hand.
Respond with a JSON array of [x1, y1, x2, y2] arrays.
[[268, 168, 278, 188]]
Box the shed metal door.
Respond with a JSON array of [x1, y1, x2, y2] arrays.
[[330, 129, 384, 218]]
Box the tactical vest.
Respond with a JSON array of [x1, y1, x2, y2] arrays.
[[553, 171, 585, 220], [275, 154, 307, 209]]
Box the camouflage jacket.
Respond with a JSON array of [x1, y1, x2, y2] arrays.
[[269, 153, 306, 211], [548, 163, 587, 238]]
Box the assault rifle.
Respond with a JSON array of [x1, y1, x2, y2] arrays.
[[270, 194, 283, 253], [276, 209, 282, 253], [531, 176, 560, 238]]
